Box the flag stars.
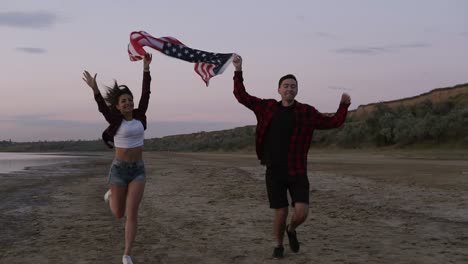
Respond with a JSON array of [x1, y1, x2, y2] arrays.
[[129, 33, 234, 86]]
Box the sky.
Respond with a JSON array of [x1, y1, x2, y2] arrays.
[[1, 0, 467, 142]]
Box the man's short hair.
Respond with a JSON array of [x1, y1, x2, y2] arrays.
[[278, 74, 297, 88]]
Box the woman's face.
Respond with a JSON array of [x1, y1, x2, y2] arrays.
[[116, 93, 134, 114]]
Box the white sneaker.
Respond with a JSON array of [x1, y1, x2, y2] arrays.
[[122, 255, 133, 264], [104, 190, 111, 203]]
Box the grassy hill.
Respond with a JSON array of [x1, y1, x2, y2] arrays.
[[348, 83, 468, 119], [1, 83, 467, 152]]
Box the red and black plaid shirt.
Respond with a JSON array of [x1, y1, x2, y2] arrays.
[[233, 71, 350, 176]]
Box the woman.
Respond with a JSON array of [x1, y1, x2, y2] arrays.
[[82, 53, 152, 264]]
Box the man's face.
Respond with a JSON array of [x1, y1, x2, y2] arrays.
[[278, 78, 298, 102]]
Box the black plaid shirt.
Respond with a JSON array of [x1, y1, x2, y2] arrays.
[[233, 71, 350, 176], [94, 71, 151, 148]]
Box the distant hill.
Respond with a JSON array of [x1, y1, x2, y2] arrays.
[[145, 125, 256, 152], [145, 82, 468, 150], [348, 83, 468, 119], [1, 82, 467, 152]]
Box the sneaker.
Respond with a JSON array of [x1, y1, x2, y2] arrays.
[[272, 245, 284, 259], [104, 190, 111, 203], [122, 255, 133, 264], [286, 224, 300, 253]]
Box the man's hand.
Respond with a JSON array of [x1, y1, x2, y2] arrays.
[[341, 93, 351, 104], [232, 54, 242, 71]]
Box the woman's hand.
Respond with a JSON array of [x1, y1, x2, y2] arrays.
[[82, 70, 99, 92], [143, 53, 152, 70]]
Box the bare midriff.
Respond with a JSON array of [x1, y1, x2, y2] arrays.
[[115, 146, 143, 162]]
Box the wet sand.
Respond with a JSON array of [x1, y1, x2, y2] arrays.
[[1, 150, 467, 263]]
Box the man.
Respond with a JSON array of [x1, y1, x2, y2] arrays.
[[232, 54, 351, 258]]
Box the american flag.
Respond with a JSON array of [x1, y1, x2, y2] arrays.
[[128, 31, 234, 86]]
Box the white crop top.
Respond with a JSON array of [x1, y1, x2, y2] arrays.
[[114, 119, 145, 148]]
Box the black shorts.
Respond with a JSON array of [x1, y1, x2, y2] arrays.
[[265, 166, 310, 209]]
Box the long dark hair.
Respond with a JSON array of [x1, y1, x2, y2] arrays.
[[104, 81, 133, 112]]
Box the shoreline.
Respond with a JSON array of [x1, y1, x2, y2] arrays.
[[0, 152, 104, 175], [0, 153, 111, 261]]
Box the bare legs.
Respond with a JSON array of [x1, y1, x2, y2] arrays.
[[274, 208, 288, 246], [288, 202, 308, 232], [273, 202, 308, 246], [124, 180, 145, 255], [109, 180, 145, 256]]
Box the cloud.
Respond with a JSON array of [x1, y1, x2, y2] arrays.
[[7, 114, 48, 121], [335, 47, 390, 55], [296, 15, 305, 23], [16, 47, 47, 54], [395, 43, 430, 48], [5, 115, 90, 127], [0, 115, 103, 141], [4, 115, 98, 129], [461, 32, 468, 37], [316, 32, 337, 39], [328, 86, 353, 91], [0, 11, 58, 29], [334, 42, 430, 55]]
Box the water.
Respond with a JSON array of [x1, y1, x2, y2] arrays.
[[0, 152, 84, 174]]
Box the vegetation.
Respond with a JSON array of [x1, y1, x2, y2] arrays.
[[314, 95, 468, 148], [145, 126, 255, 152]]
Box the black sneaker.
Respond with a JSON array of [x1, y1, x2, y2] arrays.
[[286, 225, 300, 253], [272, 245, 284, 259]]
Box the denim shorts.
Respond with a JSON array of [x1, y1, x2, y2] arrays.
[[108, 159, 146, 185]]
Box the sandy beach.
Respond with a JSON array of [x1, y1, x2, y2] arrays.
[[1, 150, 467, 264]]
